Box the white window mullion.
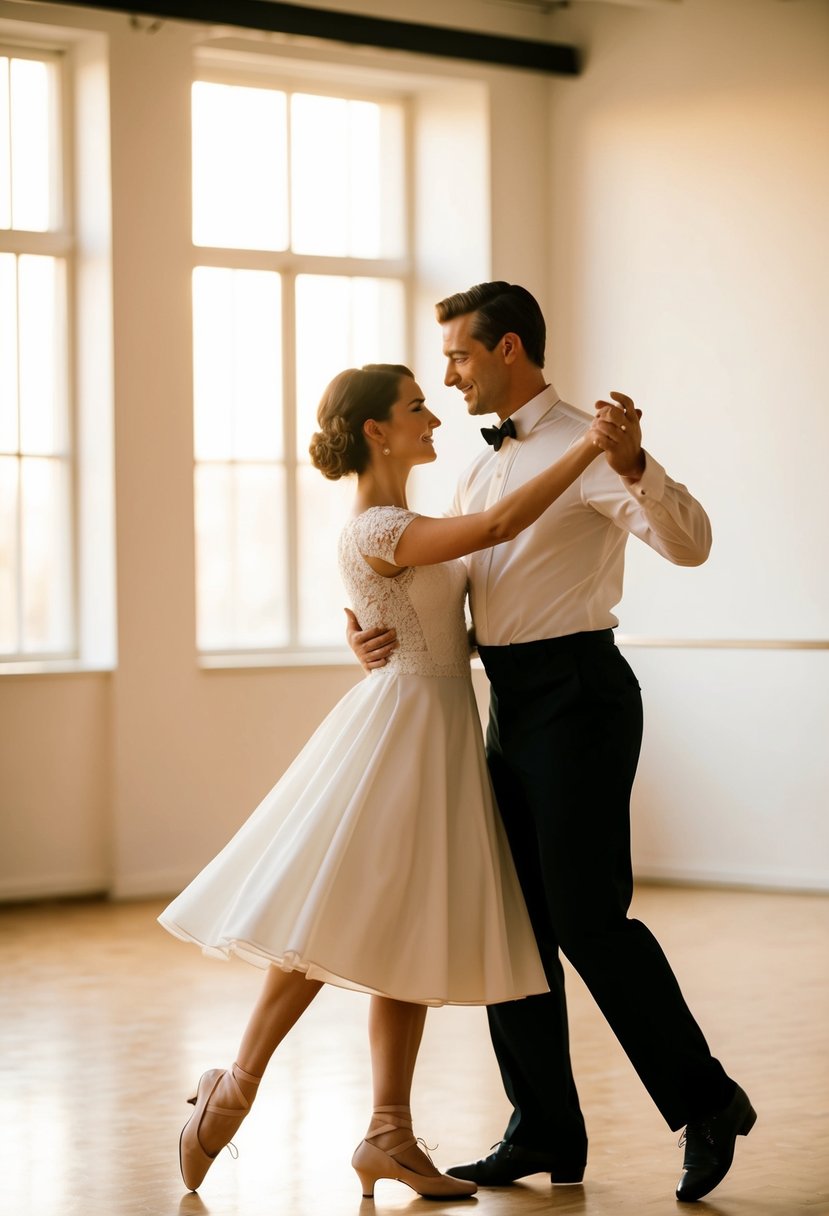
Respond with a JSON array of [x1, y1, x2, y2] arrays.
[[65, 247, 80, 657], [285, 90, 294, 254], [13, 251, 22, 654], [188, 245, 408, 281], [0, 231, 72, 255], [13, 455, 23, 654]]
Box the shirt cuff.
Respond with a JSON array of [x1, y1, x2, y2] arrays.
[[623, 451, 665, 501]]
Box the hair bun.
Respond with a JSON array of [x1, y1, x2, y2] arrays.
[[309, 416, 354, 480]]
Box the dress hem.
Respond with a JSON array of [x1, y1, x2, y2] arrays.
[[157, 916, 548, 1008]]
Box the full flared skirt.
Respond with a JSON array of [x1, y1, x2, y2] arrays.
[[158, 672, 547, 1006]]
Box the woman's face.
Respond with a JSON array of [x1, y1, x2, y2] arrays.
[[380, 376, 441, 465]]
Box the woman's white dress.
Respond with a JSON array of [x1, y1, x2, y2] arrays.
[[158, 506, 546, 1006]]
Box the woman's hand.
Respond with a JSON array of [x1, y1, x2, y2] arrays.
[[345, 608, 398, 672], [590, 391, 645, 481]]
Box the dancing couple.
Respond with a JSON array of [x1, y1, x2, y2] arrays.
[[159, 282, 754, 1205]]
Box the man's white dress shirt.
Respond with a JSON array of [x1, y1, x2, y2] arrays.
[[450, 385, 711, 647]]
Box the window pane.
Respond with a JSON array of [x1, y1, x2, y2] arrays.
[[0, 59, 11, 229], [20, 457, 73, 653], [295, 275, 406, 459], [291, 95, 402, 258], [195, 464, 232, 649], [195, 463, 288, 650], [10, 57, 55, 232], [0, 456, 17, 652], [18, 254, 67, 454], [291, 95, 348, 256], [0, 253, 17, 451], [297, 463, 355, 647], [192, 82, 288, 251], [193, 267, 282, 461]]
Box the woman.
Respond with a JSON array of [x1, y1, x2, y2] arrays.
[[159, 364, 602, 1199]]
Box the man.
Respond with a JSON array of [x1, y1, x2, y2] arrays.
[[347, 282, 754, 1204]]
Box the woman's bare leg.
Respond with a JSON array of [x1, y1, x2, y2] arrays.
[[365, 995, 439, 1176], [236, 965, 323, 1076], [196, 966, 323, 1157]]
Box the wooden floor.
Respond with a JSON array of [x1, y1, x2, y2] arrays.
[[1, 885, 827, 1216]]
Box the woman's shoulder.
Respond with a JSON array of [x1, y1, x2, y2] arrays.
[[348, 504, 419, 528], [344, 506, 419, 566], [354, 504, 417, 520]]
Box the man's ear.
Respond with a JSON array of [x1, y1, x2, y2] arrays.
[[501, 332, 524, 364]]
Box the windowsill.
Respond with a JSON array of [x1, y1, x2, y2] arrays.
[[0, 659, 115, 677], [1, 653, 487, 676], [199, 649, 360, 670], [199, 651, 487, 671]]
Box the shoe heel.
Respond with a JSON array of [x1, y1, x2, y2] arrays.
[[354, 1167, 376, 1198], [739, 1106, 757, 1136]]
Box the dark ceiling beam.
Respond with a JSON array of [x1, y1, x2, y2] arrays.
[[46, 0, 580, 75]]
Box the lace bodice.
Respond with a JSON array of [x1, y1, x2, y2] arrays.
[[339, 506, 471, 678]]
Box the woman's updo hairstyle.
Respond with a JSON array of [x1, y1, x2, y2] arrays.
[[309, 363, 414, 480]]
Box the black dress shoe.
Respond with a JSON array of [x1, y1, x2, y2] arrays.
[[446, 1141, 585, 1186], [676, 1085, 757, 1203]]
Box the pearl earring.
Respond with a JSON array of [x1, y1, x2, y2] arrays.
[[383, 447, 391, 456]]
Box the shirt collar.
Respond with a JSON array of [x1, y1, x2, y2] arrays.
[[507, 384, 561, 440]]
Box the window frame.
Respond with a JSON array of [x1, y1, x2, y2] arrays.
[[0, 41, 78, 665], [192, 63, 415, 661]]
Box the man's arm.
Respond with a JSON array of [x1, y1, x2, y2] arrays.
[[344, 608, 397, 672], [590, 393, 711, 565]]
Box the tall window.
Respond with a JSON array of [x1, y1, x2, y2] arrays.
[[192, 77, 408, 655], [0, 49, 73, 661]]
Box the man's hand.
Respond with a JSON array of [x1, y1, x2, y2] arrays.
[[593, 391, 645, 481], [345, 608, 398, 672]]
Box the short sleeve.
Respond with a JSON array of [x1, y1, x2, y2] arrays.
[[353, 506, 418, 564]]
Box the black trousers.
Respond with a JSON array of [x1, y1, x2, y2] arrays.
[[478, 631, 734, 1166]]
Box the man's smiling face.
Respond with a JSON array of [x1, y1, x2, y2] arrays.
[[441, 312, 510, 418]]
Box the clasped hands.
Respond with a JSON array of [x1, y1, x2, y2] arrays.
[[347, 391, 645, 671], [591, 391, 645, 481]]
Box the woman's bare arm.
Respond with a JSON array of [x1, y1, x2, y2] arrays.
[[387, 429, 600, 570]]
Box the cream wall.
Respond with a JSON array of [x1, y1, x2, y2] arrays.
[[1, 672, 111, 898], [0, 0, 826, 900], [544, 0, 829, 888]]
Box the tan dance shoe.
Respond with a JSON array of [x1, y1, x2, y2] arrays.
[[179, 1063, 260, 1191], [351, 1105, 477, 1200]]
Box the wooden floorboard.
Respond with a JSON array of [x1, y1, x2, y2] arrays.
[[1, 885, 827, 1216]]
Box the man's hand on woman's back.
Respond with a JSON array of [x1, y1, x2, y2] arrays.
[[345, 608, 397, 672]]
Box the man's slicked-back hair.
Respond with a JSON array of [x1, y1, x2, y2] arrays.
[[435, 281, 546, 369]]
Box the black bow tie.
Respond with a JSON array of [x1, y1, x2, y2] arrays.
[[480, 417, 517, 452]]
